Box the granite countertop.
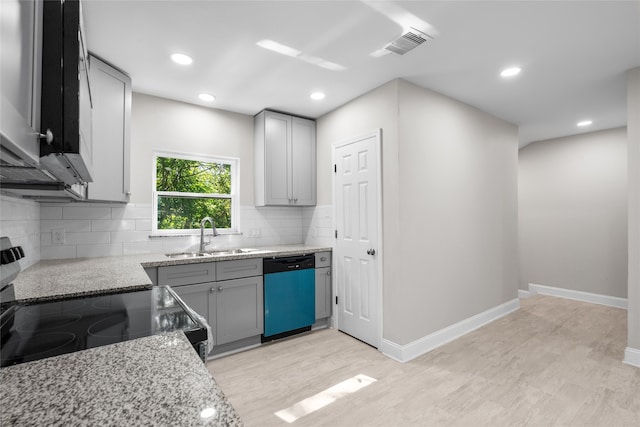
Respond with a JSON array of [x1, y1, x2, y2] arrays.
[[13, 244, 332, 303], [0, 332, 243, 426]]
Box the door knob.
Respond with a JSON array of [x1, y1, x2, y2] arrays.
[[367, 249, 376, 256]]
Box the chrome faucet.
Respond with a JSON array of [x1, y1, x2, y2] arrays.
[[199, 217, 218, 252]]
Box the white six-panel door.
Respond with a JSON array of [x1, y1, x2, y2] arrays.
[[334, 130, 381, 348]]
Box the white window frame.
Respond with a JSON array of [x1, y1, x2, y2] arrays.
[[152, 150, 239, 236]]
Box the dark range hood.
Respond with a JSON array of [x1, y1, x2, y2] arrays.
[[40, 0, 93, 186]]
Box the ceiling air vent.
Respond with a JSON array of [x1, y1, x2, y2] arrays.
[[384, 27, 432, 55]]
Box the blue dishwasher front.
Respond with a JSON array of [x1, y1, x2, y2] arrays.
[[263, 255, 315, 340]]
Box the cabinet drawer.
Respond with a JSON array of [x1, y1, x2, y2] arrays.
[[216, 258, 263, 281], [315, 251, 331, 268], [158, 262, 216, 286]]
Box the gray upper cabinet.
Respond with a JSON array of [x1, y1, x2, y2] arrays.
[[0, 0, 42, 165], [87, 55, 131, 202], [254, 110, 316, 206]]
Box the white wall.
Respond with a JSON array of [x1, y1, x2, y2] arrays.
[[627, 67, 640, 355], [0, 195, 40, 268], [130, 92, 255, 205], [519, 128, 628, 298], [395, 80, 518, 344], [317, 79, 518, 346]]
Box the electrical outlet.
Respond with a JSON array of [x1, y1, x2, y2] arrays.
[[52, 228, 65, 245]]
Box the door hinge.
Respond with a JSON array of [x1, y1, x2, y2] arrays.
[[334, 164, 337, 173], [335, 229, 337, 238], [335, 296, 338, 305]]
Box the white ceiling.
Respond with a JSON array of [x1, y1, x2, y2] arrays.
[[83, 0, 640, 147]]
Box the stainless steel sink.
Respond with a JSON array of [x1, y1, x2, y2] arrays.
[[165, 248, 262, 259], [202, 248, 262, 256], [165, 252, 213, 259]]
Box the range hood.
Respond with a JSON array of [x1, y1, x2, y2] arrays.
[[0, 143, 86, 201]]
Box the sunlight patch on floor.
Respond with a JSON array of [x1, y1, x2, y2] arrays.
[[274, 374, 377, 423]]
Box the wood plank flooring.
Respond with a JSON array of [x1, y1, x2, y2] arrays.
[[207, 295, 640, 426]]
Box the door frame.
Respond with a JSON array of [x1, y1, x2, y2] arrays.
[[331, 129, 384, 349]]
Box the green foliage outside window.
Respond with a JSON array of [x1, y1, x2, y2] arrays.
[[156, 156, 233, 230]]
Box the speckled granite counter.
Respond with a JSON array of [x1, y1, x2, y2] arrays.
[[0, 332, 243, 426], [12, 254, 159, 303], [12, 245, 331, 303]]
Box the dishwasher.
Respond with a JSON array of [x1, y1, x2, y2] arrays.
[[262, 254, 315, 342]]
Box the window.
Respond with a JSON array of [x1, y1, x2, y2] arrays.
[[152, 151, 238, 235]]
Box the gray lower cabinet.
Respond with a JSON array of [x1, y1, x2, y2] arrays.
[[171, 282, 217, 344], [215, 276, 263, 345], [315, 267, 331, 320], [163, 258, 263, 353], [314, 251, 332, 320]]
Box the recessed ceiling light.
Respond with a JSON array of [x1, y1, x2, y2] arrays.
[[500, 67, 521, 78], [577, 120, 593, 127], [310, 92, 326, 100], [171, 53, 193, 65], [198, 93, 215, 102]]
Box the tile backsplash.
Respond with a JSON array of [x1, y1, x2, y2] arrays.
[[38, 202, 334, 260], [0, 195, 41, 268]]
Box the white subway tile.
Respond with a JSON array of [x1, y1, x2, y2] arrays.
[[135, 219, 152, 231], [91, 219, 136, 232], [41, 220, 92, 233], [41, 206, 63, 220], [41, 245, 77, 260], [110, 231, 152, 243], [40, 232, 52, 246], [76, 243, 123, 258], [112, 205, 152, 220], [123, 241, 164, 255], [65, 232, 110, 245], [62, 206, 111, 220]]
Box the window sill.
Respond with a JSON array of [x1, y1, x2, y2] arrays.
[[149, 231, 243, 239]]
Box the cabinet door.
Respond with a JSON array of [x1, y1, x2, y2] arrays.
[[0, 0, 42, 165], [264, 111, 292, 205], [315, 267, 332, 320], [171, 282, 217, 345], [291, 117, 316, 206], [87, 55, 131, 202], [215, 276, 264, 345]]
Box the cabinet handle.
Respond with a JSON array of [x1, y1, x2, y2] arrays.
[[320, 257, 327, 262], [367, 249, 376, 256], [210, 287, 216, 293], [294, 197, 298, 203], [39, 129, 54, 145], [218, 286, 223, 292], [125, 192, 131, 196], [326, 271, 331, 276]]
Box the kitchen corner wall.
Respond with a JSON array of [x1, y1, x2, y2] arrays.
[[0, 195, 40, 268], [317, 78, 518, 347], [38, 202, 328, 260]]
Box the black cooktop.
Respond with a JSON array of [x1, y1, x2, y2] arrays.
[[0, 287, 207, 367]]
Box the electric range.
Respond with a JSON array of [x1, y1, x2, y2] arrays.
[[0, 237, 209, 367]]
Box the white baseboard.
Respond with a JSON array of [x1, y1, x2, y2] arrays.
[[379, 298, 520, 363], [518, 289, 530, 299], [624, 347, 640, 368], [528, 283, 627, 309]]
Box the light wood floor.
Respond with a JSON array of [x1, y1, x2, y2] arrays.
[[207, 295, 640, 426]]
